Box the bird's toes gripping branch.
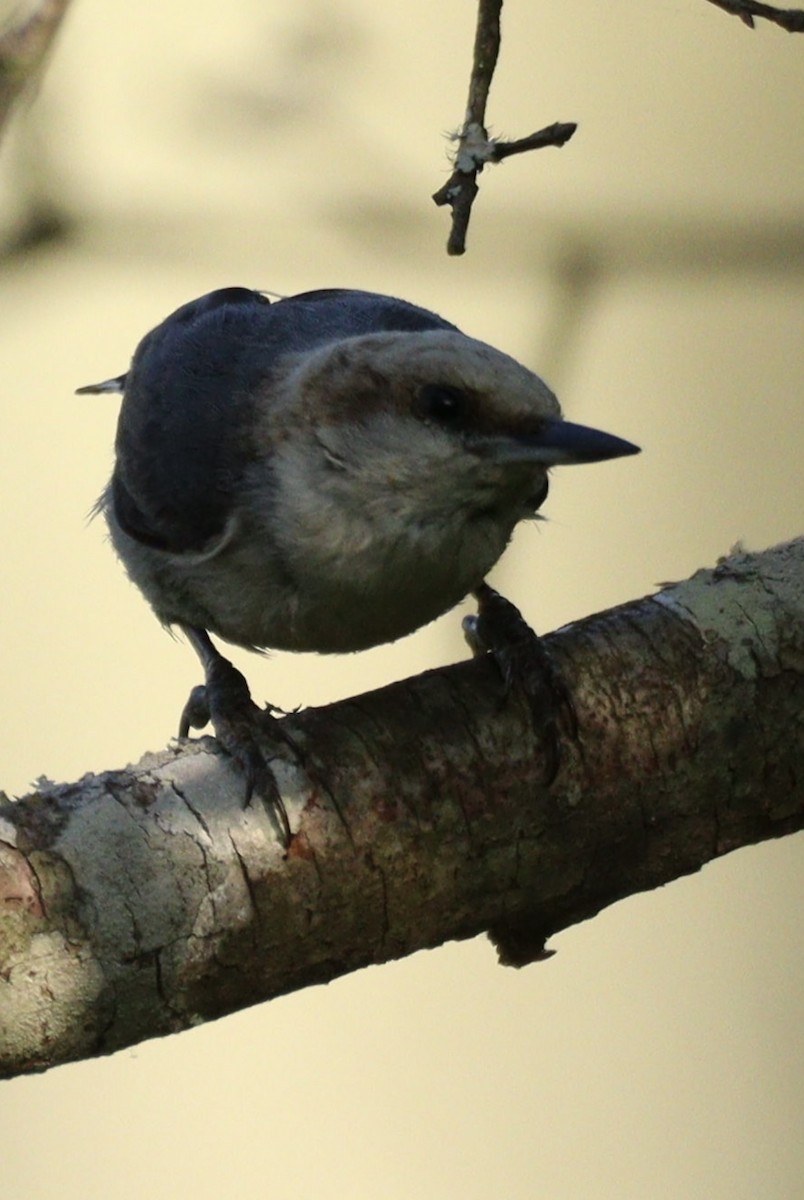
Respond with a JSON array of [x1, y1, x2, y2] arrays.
[[178, 637, 293, 849], [463, 582, 578, 783]]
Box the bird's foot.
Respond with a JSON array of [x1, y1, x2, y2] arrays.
[[179, 651, 293, 848], [463, 582, 577, 783]]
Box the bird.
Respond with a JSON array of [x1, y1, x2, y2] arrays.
[[79, 286, 640, 845]]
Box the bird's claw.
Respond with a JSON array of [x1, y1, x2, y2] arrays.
[[236, 737, 292, 850], [464, 582, 577, 783], [179, 684, 211, 736], [178, 658, 293, 849]]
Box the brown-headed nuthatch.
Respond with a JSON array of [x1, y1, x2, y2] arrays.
[[79, 287, 639, 844]]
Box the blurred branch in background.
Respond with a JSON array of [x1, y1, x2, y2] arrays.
[[0, 0, 72, 140], [1, 539, 801, 1078]]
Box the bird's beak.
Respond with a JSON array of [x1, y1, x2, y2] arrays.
[[75, 374, 127, 395], [481, 418, 640, 466]]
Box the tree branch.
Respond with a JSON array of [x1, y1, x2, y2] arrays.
[[431, 0, 576, 255], [1, 539, 802, 1077], [0, 0, 73, 141], [433, 0, 802, 255], [704, 0, 804, 31]]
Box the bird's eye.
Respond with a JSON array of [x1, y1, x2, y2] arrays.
[[415, 383, 470, 425]]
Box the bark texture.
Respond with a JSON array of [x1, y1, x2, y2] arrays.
[[1, 538, 802, 1077]]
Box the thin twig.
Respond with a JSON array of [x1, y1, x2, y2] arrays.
[[465, 0, 502, 118], [489, 123, 578, 163], [704, 0, 804, 30], [432, 0, 576, 255]]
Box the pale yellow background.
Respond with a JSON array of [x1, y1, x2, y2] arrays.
[[1, 2, 803, 1197]]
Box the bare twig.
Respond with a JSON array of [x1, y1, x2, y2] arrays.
[[432, 0, 576, 255], [434, 0, 801, 255], [0, 0, 73, 140], [704, 0, 804, 30], [488, 122, 578, 163]]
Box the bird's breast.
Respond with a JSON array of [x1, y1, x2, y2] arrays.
[[204, 504, 513, 652]]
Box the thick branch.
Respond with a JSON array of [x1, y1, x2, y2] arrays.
[[1, 539, 802, 1077], [0, 0, 72, 141]]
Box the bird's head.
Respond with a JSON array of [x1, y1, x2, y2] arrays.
[[263, 329, 639, 530]]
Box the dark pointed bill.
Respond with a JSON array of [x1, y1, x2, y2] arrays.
[[485, 417, 640, 466]]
